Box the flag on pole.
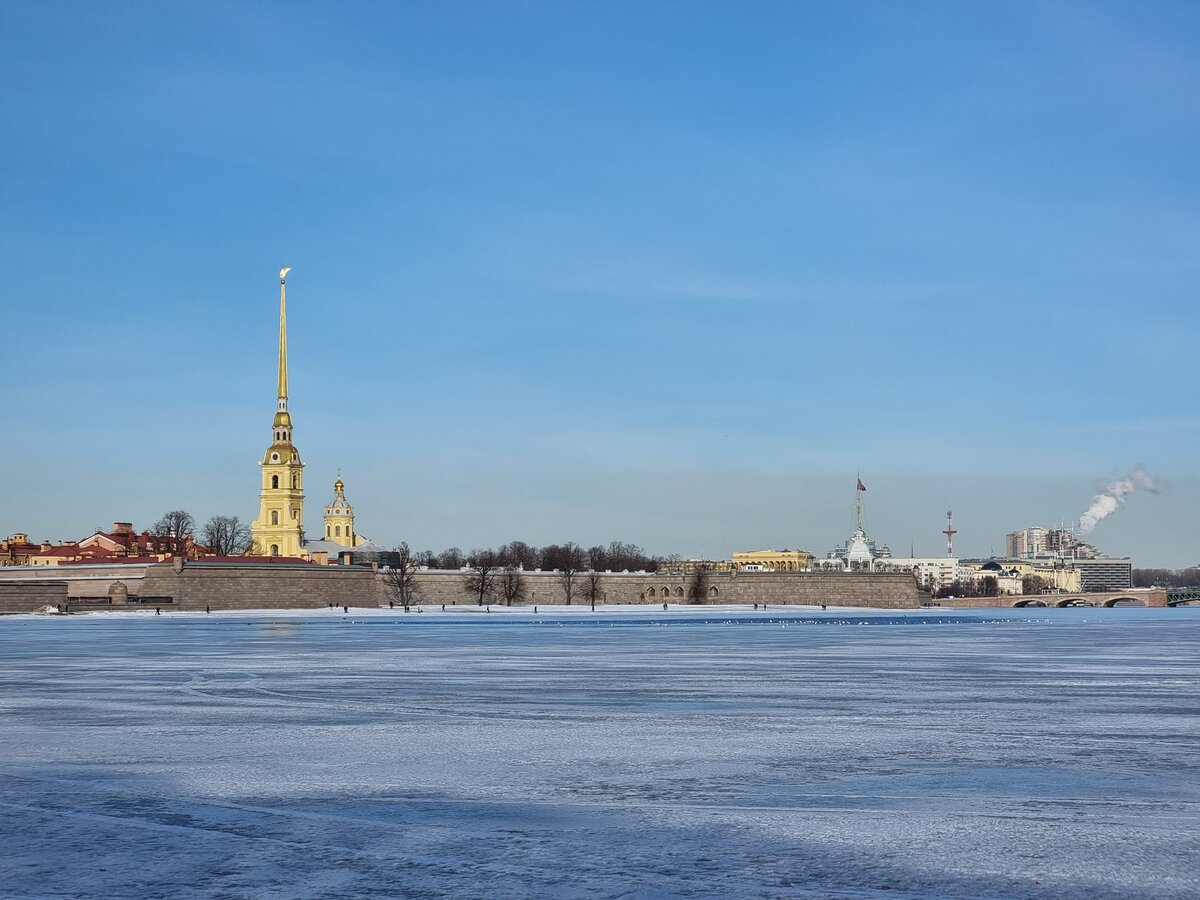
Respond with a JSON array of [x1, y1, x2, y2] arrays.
[[857, 478, 867, 492]]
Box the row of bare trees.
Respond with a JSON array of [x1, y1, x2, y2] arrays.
[[1133, 568, 1200, 588], [151, 510, 252, 557], [382, 541, 715, 609], [380, 542, 532, 610], [458, 541, 662, 608], [393, 540, 663, 609], [410, 540, 661, 574], [933, 576, 1000, 599]]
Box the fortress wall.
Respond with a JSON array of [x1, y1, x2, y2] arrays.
[[384, 570, 651, 607], [0, 564, 150, 597], [0, 581, 69, 614], [724, 572, 924, 608], [138, 563, 381, 611], [384, 569, 924, 609], [1, 562, 924, 614]]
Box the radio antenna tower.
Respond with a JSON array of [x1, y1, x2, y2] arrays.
[[942, 510, 957, 558]]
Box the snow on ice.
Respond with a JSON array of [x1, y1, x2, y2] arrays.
[[1, 605, 1198, 898]]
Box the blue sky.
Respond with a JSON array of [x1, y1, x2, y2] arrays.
[[1, 1, 1196, 566]]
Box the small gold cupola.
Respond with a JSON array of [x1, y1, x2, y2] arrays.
[[323, 475, 357, 547]]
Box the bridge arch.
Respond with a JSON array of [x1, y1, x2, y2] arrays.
[[1104, 596, 1146, 607], [1013, 599, 1047, 608], [1055, 597, 1093, 607]]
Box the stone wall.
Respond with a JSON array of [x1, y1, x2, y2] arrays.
[[137, 562, 380, 611], [388, 569, 924, 609], [0, 580, 68, 614], [0, 561, 926, 614]]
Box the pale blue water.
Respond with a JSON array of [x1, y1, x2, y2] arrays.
[[1, 607, 1198, 898]]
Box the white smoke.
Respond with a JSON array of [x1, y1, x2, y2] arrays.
[[1078, 468, 1159, 534]]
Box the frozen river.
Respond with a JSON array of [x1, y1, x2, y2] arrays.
[[1, 605, 1198, 898]]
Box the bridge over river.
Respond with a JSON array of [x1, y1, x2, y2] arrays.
[[936, 590, 1170, 609], [1166, 586, 1200, 606]]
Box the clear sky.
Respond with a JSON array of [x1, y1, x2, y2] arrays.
[[1, 1, 1196, 566]]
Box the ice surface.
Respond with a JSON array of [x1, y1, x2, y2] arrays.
[[2, 606, 1198, 898]]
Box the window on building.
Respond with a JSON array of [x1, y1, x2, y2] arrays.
[[292, 475, 298, 489], [326, 526, 330, 537], [271, 475, 279, 489], [335, 525, 341, 537], [270, 544, 279, 556], [271, 510, 279, 525]]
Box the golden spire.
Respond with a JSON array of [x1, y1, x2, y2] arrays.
[[278, 267, 291, 402]]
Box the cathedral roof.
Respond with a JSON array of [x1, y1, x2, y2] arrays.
[[325, 477, 353, 512]]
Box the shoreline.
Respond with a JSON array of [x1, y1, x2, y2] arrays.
[[4, 602, 1190, 622]]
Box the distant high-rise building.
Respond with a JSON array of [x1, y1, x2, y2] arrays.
[[1006, 527, 1049, 558], [1006, 526, 1101, 560], [1075, 558, 1133, 591]]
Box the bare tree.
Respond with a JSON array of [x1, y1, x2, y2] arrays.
[[498, 564, 526, 606], [1133, 567, 1200, 588], [935, 577, 998, 599], [153, 510, 196, 557], [463, 549, 500, 606], [439, 547, 465, 569], [688, 564, 711, 604], [497, 541, 538, 570], [382, 542, 420, 609], [544, 542, 586, 605], [587, 545, 608, 571], [605, 540, 656, 572], [201, 515, 252, 557], [583, 569, 604, 610]]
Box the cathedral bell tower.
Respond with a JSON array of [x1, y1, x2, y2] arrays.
[[323, 477, 358, 547], [251, 267, 306, 557]]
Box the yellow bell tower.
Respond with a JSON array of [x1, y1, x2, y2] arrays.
[[251, 267, 306, 557]]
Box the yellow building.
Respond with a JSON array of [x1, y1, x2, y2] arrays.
[[322, 477, 363, 547], [732, 549, 814, 571], [251, 268, 306, 557], [957, 558, 1082, 593]]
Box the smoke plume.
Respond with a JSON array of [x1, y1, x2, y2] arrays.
[[1078, 468, 1158, 534]]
